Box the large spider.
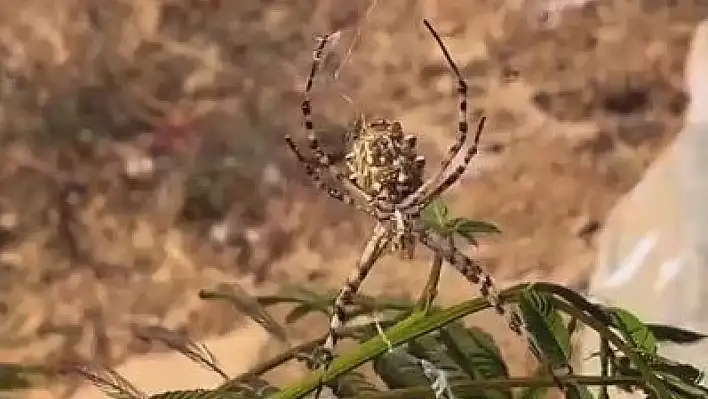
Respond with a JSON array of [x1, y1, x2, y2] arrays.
[[285, 19, 550, 394]]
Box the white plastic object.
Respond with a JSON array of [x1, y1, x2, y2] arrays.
[[579, 19, 708, 396]]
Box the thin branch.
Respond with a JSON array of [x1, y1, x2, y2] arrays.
[[217, 335, 327, 391], [600, 338, 611, 399]]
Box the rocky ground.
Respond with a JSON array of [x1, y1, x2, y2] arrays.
[[1, 0, 707, 397]]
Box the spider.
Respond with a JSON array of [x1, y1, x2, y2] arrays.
[[285, 19, 555, 395]]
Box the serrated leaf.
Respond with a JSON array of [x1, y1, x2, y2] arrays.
[[646, 324, 708, 345], [518, 289, 571, 368], [373, 346, 430, 389], [257, 287, 333, 315], [216, 374, 280, 395], [645, 353, 703, 384], [565, 384, 595, 399], [199, 283, 289, 343], [331, 370, 380, 397], [657, 371, 708, 398], [149, 389, 249, 399], [452, 218, 501, 235], [409, 333, 505, 399], [532, 283, 613, 325], [456, 232, 479, 247], [421, 200, 450, 232], [438, 323, 509, 382], [517, 366, 551, 399], [61, 362, 145, 399], [273, 293, 520, 398], [132, 325, 228, 381], [613, 354, 708, 398], [607, 307, 657, 354], [216, 376, 280, 397], [517, 386, 548, 399]]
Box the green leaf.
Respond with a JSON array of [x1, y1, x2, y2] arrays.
[[607, 307, 657, 354], [517, 386, 548, 399], [612, 355, 708, 397], [530, 283, 613, 325], [373, 346, 430, 389], [452, 218, 501, 235], [646, 324, 708, 345], [644, 353, 704, 384], [226, 376, 280, 396], [256, 287, 336, 316], [408, 334, 492, 399], [438, 323, 509, 381], [516, 366, 551, 399], [199, 283, 289, 343], [155, 376, 280, 398], [61, 362, 145, 399], [518, 288, 571, 368], [531, 284, 675, 399], [217, 375, 280, 395], [149, 389, 251, 399], [451, 218, 501, 247], [255, 286, 326, 307], [421, 199, 451, 232], [456, 233, 479, 247], [132, 325, 228, 380], [657, 371, 708, 398], [565, 384, 595, 399], [331, 370, 380, 397], [272, 286, 529, 399]]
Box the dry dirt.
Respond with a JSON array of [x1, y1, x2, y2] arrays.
[[0, 0, 707, 397]]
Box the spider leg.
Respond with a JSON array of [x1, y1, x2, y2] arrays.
[[413, 116, 484, 209], [314, 221, 392, 397], [416, 226, 571, 389], [284, 136, 370, 212], [416, 245, 443, 313], [306, 131, 375, 207], [286, 32, 373, 210], [417, 227, 525, 333], [400, 19, 471, 209]]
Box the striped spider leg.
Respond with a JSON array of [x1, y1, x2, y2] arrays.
[[397, 20, 567, 386]]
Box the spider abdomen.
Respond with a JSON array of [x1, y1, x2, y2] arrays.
[[345, 117, 425, 202]]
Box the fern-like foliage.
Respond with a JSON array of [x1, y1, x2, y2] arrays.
[[66, 203, 708, 399]]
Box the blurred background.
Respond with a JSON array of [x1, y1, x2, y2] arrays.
[[0, 0, 707, 397]]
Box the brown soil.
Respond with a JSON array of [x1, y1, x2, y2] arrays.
[[0, 0, 706, 397]]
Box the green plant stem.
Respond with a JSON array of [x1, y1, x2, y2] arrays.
[[270, 285, 526, 399], [270, 282, 676, 399], [345, 375, 644, 399]]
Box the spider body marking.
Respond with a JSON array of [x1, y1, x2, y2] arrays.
[[343, 116, 424, 256]]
